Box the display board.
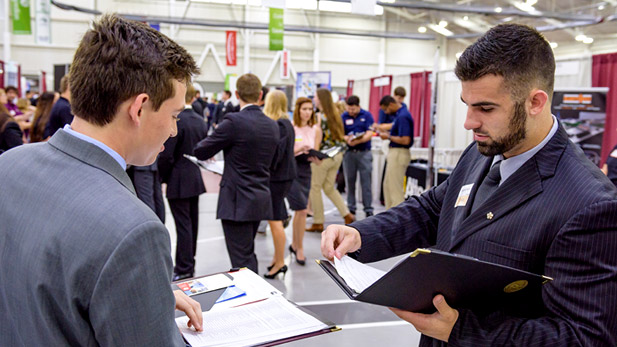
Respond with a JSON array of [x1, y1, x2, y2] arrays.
[[296, 71, 331, 98], [552, 88, 609, 166]]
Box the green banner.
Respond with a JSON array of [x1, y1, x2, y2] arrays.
[[269, 7, 284, 51], [11, 0, 32, 35]]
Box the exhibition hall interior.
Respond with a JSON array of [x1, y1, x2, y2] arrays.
[[1, 0, 617, 346]]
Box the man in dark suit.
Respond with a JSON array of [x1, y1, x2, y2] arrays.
[[194, 73, 279, 273], [191, 90, 205, 118], [321, 24, 617, 346], [44, 75, 72, 138], [212, 90, 238, 128], [159, 85, 208, 281]]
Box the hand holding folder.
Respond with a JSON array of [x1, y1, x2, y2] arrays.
[[318, 248, 552, 314]]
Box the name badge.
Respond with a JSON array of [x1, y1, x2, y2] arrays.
[[295, 136, 303, 142], [611, 149, 617, 158], [345, 119, 354, 125], [455, 183, 474, 208]]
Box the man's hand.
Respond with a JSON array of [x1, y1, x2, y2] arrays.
[[308, 156, 323, 165], [321, 224, 362, 260], [390, 295, 459, 343], [173, 290, 203, 332], [379, 131, 390, 140]]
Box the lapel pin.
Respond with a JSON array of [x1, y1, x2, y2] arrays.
[[486, 212, 494, 220]]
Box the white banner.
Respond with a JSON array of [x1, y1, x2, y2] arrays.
[[36, 0, 51, 44], [351, 0, 376, 15], [262, 0, 284, 9]]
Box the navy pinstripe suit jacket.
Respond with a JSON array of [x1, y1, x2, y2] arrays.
[[351, 124, 617, 346]]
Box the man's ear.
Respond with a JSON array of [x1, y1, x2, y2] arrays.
[[527, 89, 549, 117], [128, 93, 149, 125]]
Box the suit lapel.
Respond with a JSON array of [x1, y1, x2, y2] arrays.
[[48, 130, 136, 195], [447, 122, 569, 252]]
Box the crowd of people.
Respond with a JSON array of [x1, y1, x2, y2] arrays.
[[1, 13, 616, 347]]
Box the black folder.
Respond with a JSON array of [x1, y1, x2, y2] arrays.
[[297, 149, 331, 161], [318, 248, 553, 313]]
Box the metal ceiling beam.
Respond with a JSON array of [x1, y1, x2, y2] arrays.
[[450, 18, 604, 39], [51, 1, 436, 40], [328, 0, 601, 22]]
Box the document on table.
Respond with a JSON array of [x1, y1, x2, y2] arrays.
[[333, 256, 387, 293], [176, 296, 329, 347]]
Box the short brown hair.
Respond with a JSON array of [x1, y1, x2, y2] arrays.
[[185, 85, 197, 104], [236, 74, 261, 103], [455, 23, 555, 101], [59, 75, 70, 94], [293, 97, 316, 127], [393, 86, 406, 98], [70, 14, 199, 126]]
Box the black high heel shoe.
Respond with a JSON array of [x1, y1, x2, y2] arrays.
[[264, 265, 288, 279], [288, 245, 306, 266]]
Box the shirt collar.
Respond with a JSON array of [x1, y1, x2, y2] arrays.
[[240, 103, 255, 111], [493, 115, 558, 185], [184, 105, 192, 109], [62, 124, 127, 170]]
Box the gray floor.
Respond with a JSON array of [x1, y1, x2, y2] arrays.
[[164, 191, 422, 346]]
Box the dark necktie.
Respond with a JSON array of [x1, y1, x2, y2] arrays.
[[471, 160, 502, 213]]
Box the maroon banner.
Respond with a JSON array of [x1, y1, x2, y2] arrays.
[[226, 31, 237, 66]]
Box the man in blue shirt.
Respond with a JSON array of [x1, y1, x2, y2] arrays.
[[379, 95, 414, 209], [375, 86, 407, 133], [342, 95, 375, 217]]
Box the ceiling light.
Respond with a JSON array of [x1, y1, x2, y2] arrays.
[[463, 15, 469, 21], [418, 26, 427, 33], [598, 4, 605, 10], [439, 20, 448, 27], [549, 42, 558, 49], [583, 37, 594, 44], [575, 34, 586, 41], [494, 7, 503, 13], [428, 23, 454, 37]]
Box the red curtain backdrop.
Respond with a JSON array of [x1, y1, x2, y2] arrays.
[[368, 75, 392, 122], [592, 53, 617, 165], [409, 71, 432, 147], [346, 80, 354, 98]]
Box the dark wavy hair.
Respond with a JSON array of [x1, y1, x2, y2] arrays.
[[69, 14, 199, 126], [455, 24, 555, 102], [29, 92, 56, 143]]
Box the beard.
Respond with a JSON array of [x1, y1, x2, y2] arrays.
[[476, 102, 527, 157]]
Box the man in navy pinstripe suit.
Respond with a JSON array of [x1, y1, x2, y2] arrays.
[[322, 24, 617, 346]]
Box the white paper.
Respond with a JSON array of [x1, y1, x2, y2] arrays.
[[334, 256, 386, 293], [177, 296, 328, 347], [209, 269, 282, 311], [202, 161, 224, 175]]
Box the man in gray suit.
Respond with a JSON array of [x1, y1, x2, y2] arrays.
[[0, 14, 203, 346]]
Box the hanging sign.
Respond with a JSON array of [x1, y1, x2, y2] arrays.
[[269, 7, 284, 51], [226, 31, 237, 66], [280, 49, 290, 79], [351, 0, 377, 15], [11, 0, 32, 35], [35, 0, 51, 44]]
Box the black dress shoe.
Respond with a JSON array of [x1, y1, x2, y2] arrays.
[[288, 245, 306, 266], [264, 265, 288, 279], [172, 273, 193, 282], [365, 211, 374, 217]]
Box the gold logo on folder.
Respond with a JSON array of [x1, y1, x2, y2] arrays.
[[504, 280, 528, 293]]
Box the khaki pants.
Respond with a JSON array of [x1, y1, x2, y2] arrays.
[[309, 152, 349, 224], [384, 147, 411, 209]]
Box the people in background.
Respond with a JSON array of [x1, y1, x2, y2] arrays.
[[29, 91, 57, 143], [212, 90, 236, 127], [159, 85, 208, 281], [44, 75, 72, 138], [375, 86, 407, 133], [263, 90, 296, 279], [322, 23, 617, 347], [194, 73, 279, 274], [601, 137, 617, 187], [0, 112, 23, 154], [341, 95, 375, 217], [379, 95, 414, 209], [4, 86, 22, 116], [286, 97, 319, 267], [0, 14, 203, 346], [307, 88, 355, 232], [258, 86, 269, 109]]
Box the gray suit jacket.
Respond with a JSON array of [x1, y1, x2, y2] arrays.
[[0, 130, 185, 346]]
